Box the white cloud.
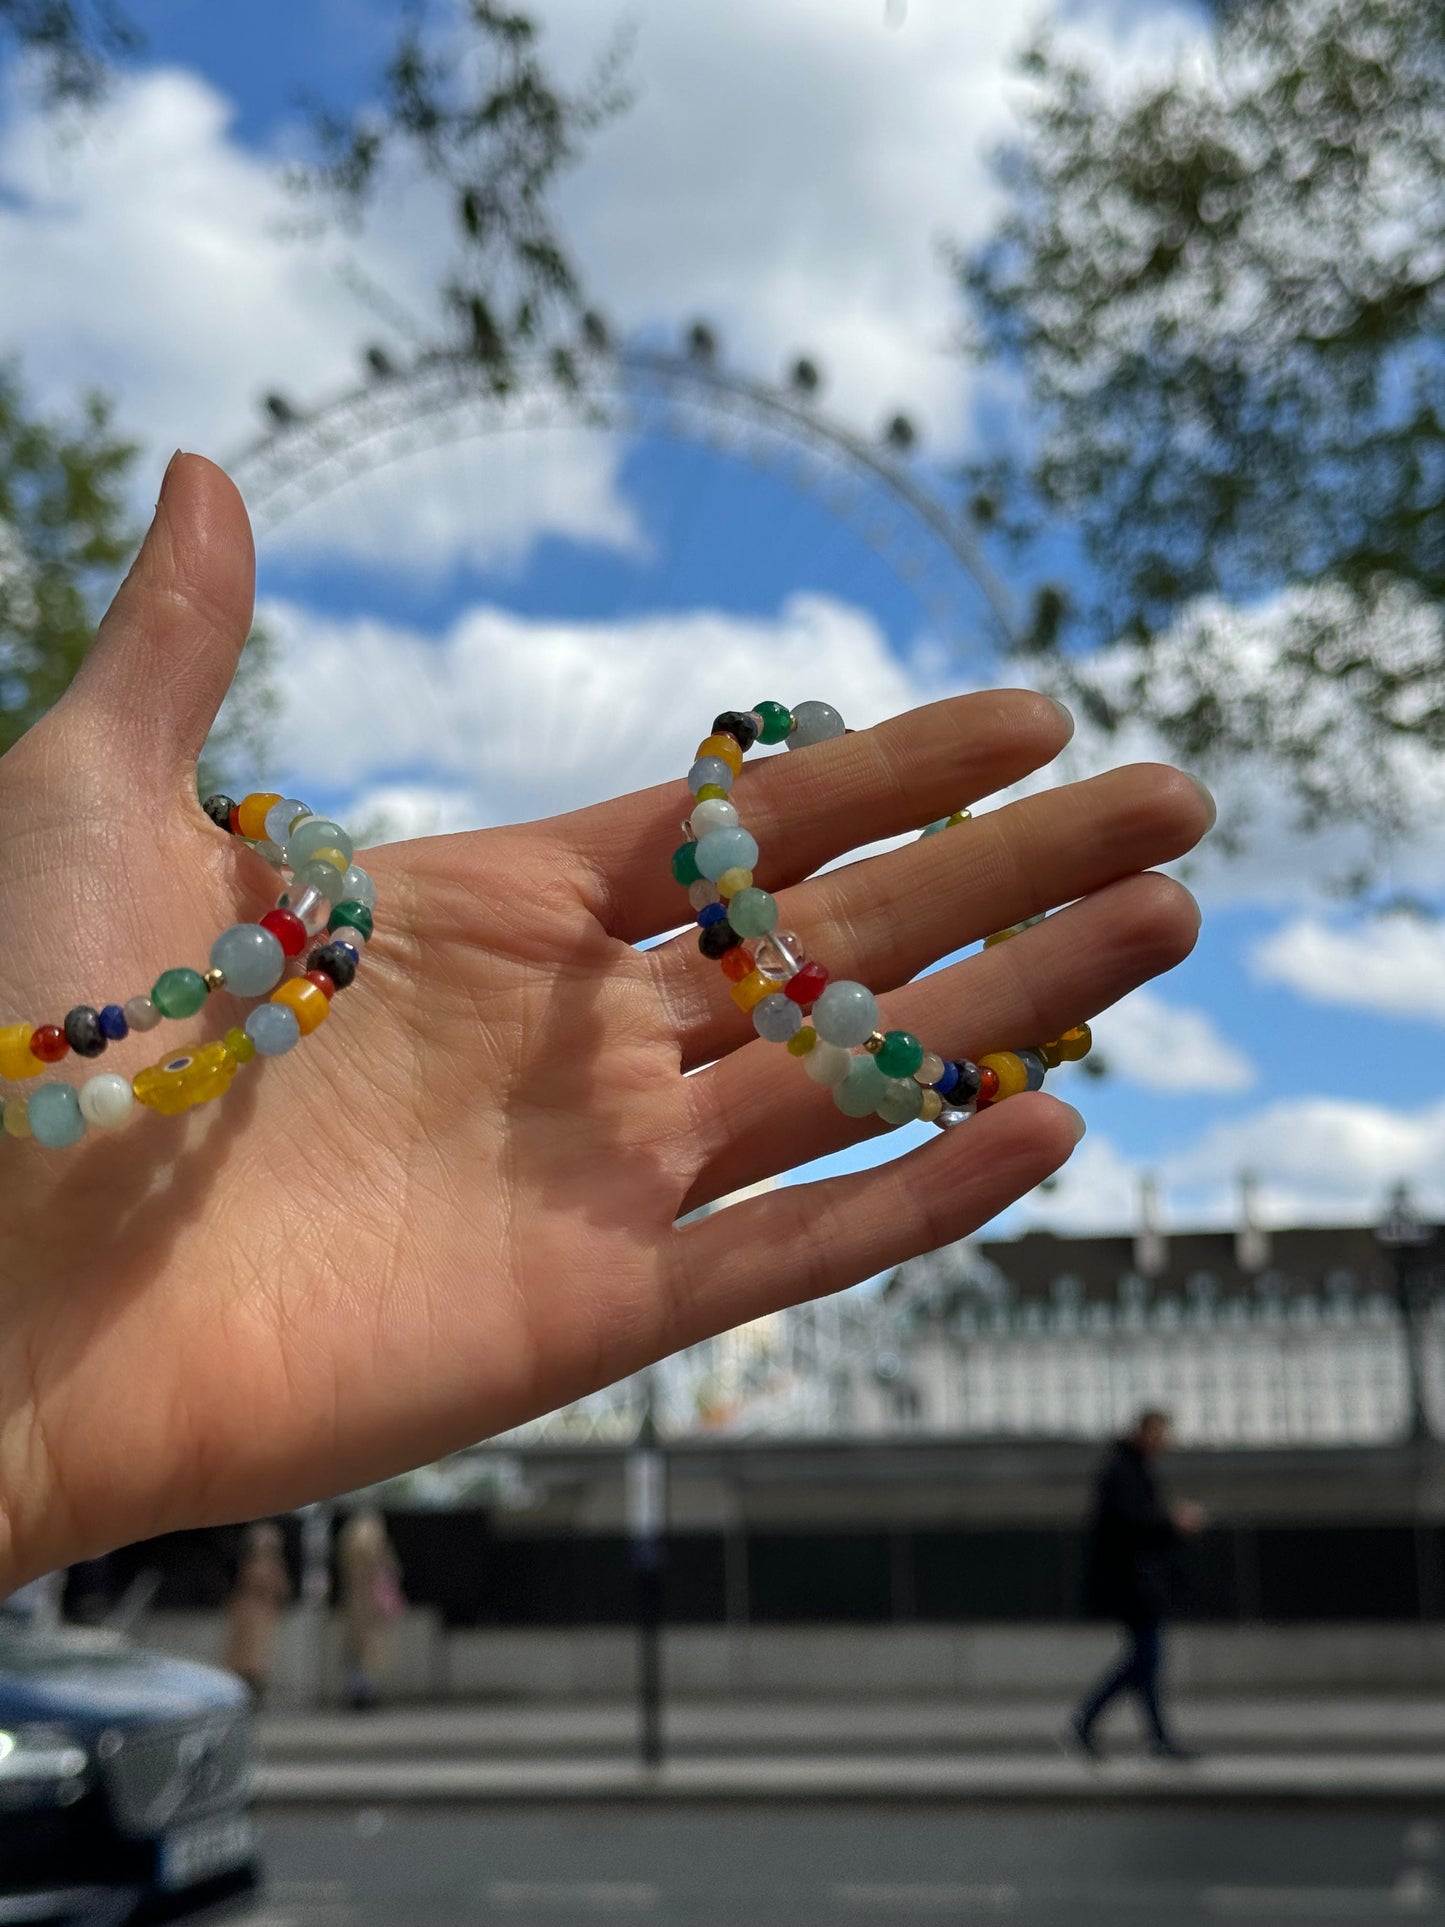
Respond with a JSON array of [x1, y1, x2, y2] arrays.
[[254, 589, 940, 829], [1251, 915, 1445, 1027], [1084, 987, 1255, 1094]]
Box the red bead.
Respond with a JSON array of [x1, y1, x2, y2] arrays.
[[228, 804, 243, 834], [304, 970, 336, 1001], [260, 909, 307, 958], [978, 1065, 1000, 1102], [720, 945, 756, 983], [30, 1025, 68, 1064], [784, 961, 829, 1008]]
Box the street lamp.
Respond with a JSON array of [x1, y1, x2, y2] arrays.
[[1377, 1182, 1435, 1445]]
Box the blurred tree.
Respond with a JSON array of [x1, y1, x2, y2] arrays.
[[962, 0, 1445, 854], [0, 368, 273, 784], [0, 0, 139, 104], [301, 1, 628, 390]]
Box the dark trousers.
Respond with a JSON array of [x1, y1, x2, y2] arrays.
[[1077, 1617, 1170, 1746]]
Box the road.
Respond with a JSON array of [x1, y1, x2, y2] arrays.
[[245, 1804, 1445, 1927]]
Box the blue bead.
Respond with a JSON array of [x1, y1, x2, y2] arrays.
[[1017, 1049, 1048, 1092], [245, 1003, 301, 1056], [697, 902, 728, 928], [932, 1061, 960, 1097], [331, 939, 361, 966], [28, 1083, 85, 1149], [210, 923, 286, 998], [695, 826, 759, 881], [99, 1004, 129, 1042]]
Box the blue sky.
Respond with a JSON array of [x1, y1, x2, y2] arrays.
[[4, 0, 1444, 1238]]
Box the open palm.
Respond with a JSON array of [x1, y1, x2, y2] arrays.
[[0, 458, 1211, 1588]]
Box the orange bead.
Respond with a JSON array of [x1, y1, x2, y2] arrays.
[[729, 969, 776, 1014], [236, 791, 283, 841], [271, 976, 330, 1035], [696, 733, 744, 778], [720, 945, 756, 983]]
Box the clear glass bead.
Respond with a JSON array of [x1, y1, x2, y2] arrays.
[[283, 884, 333, 935], [939, 1103, 976, 1129], [341, 865, 378, 910], [754, 929, 804, 980]]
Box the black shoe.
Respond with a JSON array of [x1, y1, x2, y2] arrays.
[[1062, 1714, 1103, 1761], [1149, 1739, 1200, 1762]]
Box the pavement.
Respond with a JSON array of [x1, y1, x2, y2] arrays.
[[255, 1696, 1445, 1804]]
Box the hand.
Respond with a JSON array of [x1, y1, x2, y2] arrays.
[[0, 457, 1211, 1587], [1173, 1501, 1208, 1535]]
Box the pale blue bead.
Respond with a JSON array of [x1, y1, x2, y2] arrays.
[[834, 1058, 888, 1118], [341, 865, 378, 911], [265, 798, 310, 845], [688, 756, 734, 796], [29, 1083, 85, 1149], [287, 818, 354, 871], [813, 980, 879, 1047], [788, 701, 846, 749], [695, 826, 759, 881], [876, 1078, 925, 1128], [294, 858, 348, 906], [753, 994, 802, 1044], [245, 1003, 301, 1056], [210, 923, 285, 997]]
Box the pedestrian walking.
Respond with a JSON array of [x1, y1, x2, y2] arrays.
[[337, 1508, 405, 1710], [223, 1521, 291, 1702], [1068, 1409, 1205, 1761]]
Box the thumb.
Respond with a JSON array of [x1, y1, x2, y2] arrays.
[[67, 452, 257, 776]]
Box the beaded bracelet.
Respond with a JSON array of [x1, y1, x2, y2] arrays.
[[672, 705, 1092, 1131], [0, 791, 377, 1149]]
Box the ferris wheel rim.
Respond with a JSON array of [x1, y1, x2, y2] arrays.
[[227, 340, 1022, 655]]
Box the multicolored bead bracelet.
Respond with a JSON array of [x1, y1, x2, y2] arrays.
[[672, 705, 1092, 1131], [0, 791, 376, 1149]]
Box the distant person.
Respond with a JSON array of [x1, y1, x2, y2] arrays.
[[338, 1509, 405, 1711], [1068, 1409, 1206, 1762], [223, 1522, 292, 1702]]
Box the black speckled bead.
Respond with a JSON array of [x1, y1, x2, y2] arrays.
[[63, 1005, 106, 1059], [698, 922, 743, 960], [203, 793, 237, 832], [951, 1059, 982, 1101], [308, 942, 358, 992], [712, 710, 760, 753]]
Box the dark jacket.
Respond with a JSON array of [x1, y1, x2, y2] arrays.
[[1083, 1439, 1183, 1623]]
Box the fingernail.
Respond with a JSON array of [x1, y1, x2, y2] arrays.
[[1061, 1103, 1087, 1144], [1045, 695, 1075, 742], [1187, 773, 1218, 830], [158, 449, 183, 505]]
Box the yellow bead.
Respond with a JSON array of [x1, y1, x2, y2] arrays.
[[695, 784, 728, 803], [717, 867, 753, 898], [729, 969, 777, 1014], [272, 976, 330, 1035], [3, 1097, 30, 1138], [308, 846, 351, 874], [224, 1026, 257, 1065], [787, 1027, 817, 1057], [946, 810, 972, 827], [983, 927, 1018, 949], [920, 1089, 943, 1123], [132, 1041, 240, 1116], [0, 1025, 43, 1081], [1058, 1023, 1092, 1062], [236, 791, 283, 841], [980, 1051, 1030, 1100], [696, 733, 744, 778]]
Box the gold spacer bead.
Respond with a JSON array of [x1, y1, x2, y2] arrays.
[[863, 1030, 887, 1055], [203, 967, 226, 994]]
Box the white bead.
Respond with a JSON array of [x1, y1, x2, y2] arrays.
[[689, 798, 739, 840], [802, 1040, 853, 1087], [914, 1052, 946, 1087], [79, 1073, 135, 1130]]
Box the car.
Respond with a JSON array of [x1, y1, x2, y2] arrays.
[[0, 1607, 259, 1925]]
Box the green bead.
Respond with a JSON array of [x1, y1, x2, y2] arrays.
[[876, 1030, 924, 1079], [672, 842, 702, 886], [754, 701, 793, 746], [834, 1057, 888, 1119], [727, 887, 777, 940], [328, 900, 375, 942], [876, 1077, 925, 1128], [151, 967, 208, 1020]]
